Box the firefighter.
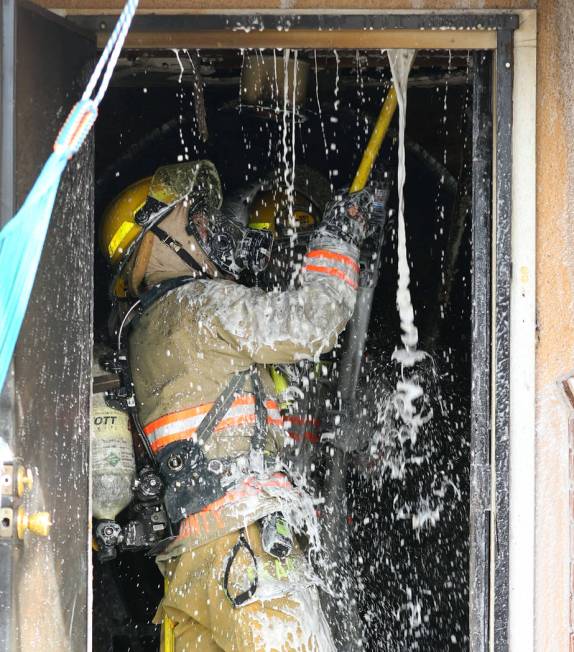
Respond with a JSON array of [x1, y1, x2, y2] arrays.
[[100, 160, 374, 652]]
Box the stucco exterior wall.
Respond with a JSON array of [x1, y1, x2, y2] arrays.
[[536, 1, 573, 650]]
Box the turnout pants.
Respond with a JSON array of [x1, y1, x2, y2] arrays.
[[156, 523, 335, 652]]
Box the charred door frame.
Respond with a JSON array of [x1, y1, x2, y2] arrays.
[[470, 50, 493, 652], [469, 29, 516, 652], [493, 30, 514, 652], [73, 13, 519, 32], [470, 37, 515, 652]]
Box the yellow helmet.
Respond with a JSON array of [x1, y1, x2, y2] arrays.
[[100, 177, 151, 266], [248, 189, 318, 235], [100, 161, 223, 297]]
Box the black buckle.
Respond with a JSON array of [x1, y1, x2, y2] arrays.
[[156, 440, 226, 524]]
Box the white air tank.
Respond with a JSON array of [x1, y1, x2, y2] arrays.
[[92, 348, 136, 520]]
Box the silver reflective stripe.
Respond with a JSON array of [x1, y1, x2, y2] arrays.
[[147, 399, 259, 446]]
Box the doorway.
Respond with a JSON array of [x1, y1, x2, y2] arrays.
[[93, 45, 480, 651], [3, 6, 524, 651]]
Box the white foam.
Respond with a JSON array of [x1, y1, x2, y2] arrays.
[[387, 49, 425, 367]]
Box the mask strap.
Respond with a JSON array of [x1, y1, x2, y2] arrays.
[[150, 224, 205, 276]]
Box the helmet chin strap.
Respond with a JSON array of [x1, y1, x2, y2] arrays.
[[150, 223, 227, 280], [150, 224, 206, 275]]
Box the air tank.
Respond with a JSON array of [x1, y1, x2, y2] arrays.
[[92, 348, 136, 520]]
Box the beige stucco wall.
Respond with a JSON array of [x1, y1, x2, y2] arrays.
[[536, 0, 573, 650]]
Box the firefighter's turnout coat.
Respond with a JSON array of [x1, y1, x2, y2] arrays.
[[129, 200, 361, 651]]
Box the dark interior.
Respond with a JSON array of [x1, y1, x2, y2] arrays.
[[92, 48, 473, 651]]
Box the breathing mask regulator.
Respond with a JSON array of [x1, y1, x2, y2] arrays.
[[185, 199, 274, 278]]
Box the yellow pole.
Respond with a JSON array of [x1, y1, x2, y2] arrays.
[[349, 85, 398, 193], [163, 578, 175, 652]]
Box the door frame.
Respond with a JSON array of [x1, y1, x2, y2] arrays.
[[2, 7, 538, 651]]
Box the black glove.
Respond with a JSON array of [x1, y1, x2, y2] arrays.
[[313, 188, 374, 249]]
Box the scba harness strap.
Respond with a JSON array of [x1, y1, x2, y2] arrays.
[[155, 368, 278, 524], [123, 279, 281, 525]]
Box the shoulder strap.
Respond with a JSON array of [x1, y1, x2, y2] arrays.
[[195, 370, 250, 446], [138, 276, 195, 312], [250, 369, 268, 453], [194, 367, 270, 453]]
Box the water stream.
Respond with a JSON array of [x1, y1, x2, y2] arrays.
[[381, 50, 433, 462], [387, 49, 425, 366]]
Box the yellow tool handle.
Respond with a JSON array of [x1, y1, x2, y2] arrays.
[[350, 85, 398, 193], [163, 578, 175, 652]]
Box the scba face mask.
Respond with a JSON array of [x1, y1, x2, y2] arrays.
[[187, 206, 274, 278]]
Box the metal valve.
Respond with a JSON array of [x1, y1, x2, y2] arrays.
[[16, 506, 51, 539]]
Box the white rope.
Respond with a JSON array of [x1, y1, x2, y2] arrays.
[[81, 0, 139, 106]]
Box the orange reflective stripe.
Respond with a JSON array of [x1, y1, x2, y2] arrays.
[[207, 474, 291, 510], [304, 431, 320, 444], [144, 403, 210, 435], [287, 430, 320, 444], [265, 400, 283, 427], [150, 416, 282, 453], [181, 515, 200, 537], [199, 511, 211, 533], [229, 395, 258, 407], [212, 510, 225, 529], [177, 474, 292, 540], [307, 248, 359, 273], [150, 430, 196, 453], [286, 414, 320, 445], [214, 414, 257, 431], [303, 264, 358, 289], [144, 395, 257, 435], [147, 395, 284, 453]]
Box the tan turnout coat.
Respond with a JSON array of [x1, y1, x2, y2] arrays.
[[129, 201, 361, 556]]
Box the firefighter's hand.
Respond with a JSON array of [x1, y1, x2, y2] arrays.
[[318, 188, 374, 249], [336, 188, 373, 229], [363, 183, 389, 237]]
